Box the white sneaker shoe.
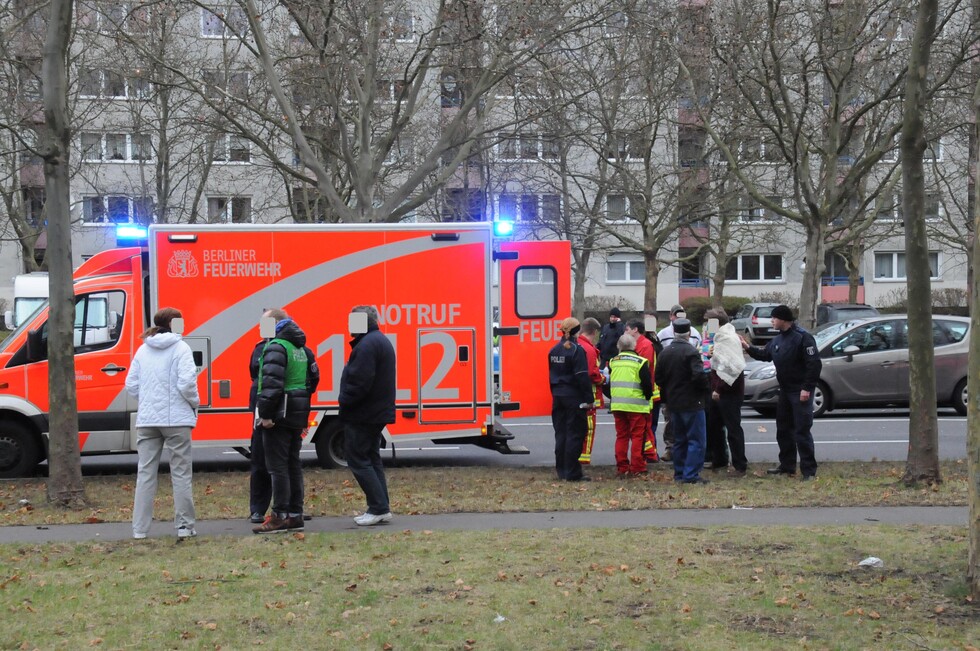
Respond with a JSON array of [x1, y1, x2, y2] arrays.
[[177, 527, 197, 539], [354, 512, 392, 526], [133, 532, 147, 540]]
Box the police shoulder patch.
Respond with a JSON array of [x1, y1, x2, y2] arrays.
[[805, 346, 816, 356]]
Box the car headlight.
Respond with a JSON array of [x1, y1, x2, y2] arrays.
[[750, 365, 777, 380]]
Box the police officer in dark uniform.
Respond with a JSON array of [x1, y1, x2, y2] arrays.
[[548, 317, 594, 482], [741, 305, 822, 480]]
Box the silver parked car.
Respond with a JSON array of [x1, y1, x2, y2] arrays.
[[731, 303, 781, 344], [743, 315, 969, 417]]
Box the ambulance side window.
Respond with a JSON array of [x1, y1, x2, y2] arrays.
[[74, 291, 126, 352], [514, 266, 557, 318]]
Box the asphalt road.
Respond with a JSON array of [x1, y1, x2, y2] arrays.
[[51, 406, 968, 476]]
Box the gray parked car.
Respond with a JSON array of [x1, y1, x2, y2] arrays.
[[743, 315, 969, 417], [815, 303, 880, 328], [731, 302, 781, 345]]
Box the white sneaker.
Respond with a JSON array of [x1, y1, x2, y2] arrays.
[[133, 532, 147, 540], [354, 512, 392, 526], [177, 527, 197, 539]]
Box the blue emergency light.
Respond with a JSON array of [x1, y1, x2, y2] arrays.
[[116, 224, 148, 246], [493, 219, 515, 237]]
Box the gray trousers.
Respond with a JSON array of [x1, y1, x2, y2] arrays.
[[132, 426, 195, 536]]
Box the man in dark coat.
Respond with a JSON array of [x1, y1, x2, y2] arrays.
[[548, 317, 594, 482], [339, 305, 397, 526], [741, 304, 822, 480], [253, 312, 320, 533], [655, 319, 710, 484], [598, 307, 626, 368]]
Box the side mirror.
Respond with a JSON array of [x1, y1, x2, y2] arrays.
[[4, 310, 13, 330], [843, 344, 860, 361], [27, 328, 47, 362]]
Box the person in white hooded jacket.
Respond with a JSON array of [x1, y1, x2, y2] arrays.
[[125, 307, 200, 540]]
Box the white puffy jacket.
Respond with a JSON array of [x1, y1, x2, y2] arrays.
[[125, 332, 200, 427]]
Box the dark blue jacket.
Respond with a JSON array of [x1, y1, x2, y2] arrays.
[[548, 337, 593, 404], [746, 323, 822, 392], [655, 340, 709, 411], [339, 324, 397, 425]]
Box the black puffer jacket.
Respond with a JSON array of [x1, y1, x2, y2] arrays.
[[654, 340, 709, 412], [257, 320, 320, 429], [338, 323, 397, 425]]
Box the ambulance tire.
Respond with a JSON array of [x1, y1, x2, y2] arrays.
[[315, 419, 347, 469], [0, 421, 42, 479]]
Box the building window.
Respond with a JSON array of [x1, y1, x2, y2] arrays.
[[738, 136, 781, 163], [82, 195, 153, 223], [497, 133, 558, 161], [384, 10, 414, 41], [678, 126, 707, 167], [207, 196, 252, 223], [606, 194, 635, 223], [210, 134, 251, 163], [201, 6, 248, 38], [80, 132, 152, 162], [874, 251, 939, 280], [441, 188, 485, 221], [497, 193, 559, 222], [203, 70, 249, 100], [78, 68, 149, 99], [23, 187, 45, 227], [606, 254, 644, 283], [725, 254, 783, 282], [77, 2, 150, 34], [604, 132, 645, 161], [375, 78, 406, 103], [678, 247, 704, 286], [738, 196, 782, 223]]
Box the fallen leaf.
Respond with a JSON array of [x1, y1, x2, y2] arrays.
[[680, 603, 692, 613]]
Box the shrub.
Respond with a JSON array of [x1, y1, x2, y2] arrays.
[[582, 295, 637, 313], [753, 291, 799, 309]]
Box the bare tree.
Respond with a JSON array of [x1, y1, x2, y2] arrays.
[[41, 0, 84, 506]]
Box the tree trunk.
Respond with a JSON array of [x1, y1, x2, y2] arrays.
[[798, 229, 825, 330], [966, 64, 980, 602], [901, 0, 941, 486], [643, 248, 661, 316], [42, 0, 84, 507]]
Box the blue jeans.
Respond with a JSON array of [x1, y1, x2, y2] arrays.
[[776, 388, 818, 477], [670, 409, 706, 482], [344, 422, 390, 515], [263, 425, 304, 516]]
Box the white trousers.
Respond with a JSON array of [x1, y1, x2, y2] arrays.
[[132, 426, 195, 536]]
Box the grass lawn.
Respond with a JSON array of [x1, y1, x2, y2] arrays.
[[0, 461, 976, 649]]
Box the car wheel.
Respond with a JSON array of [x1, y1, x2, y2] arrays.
[[952, 378, 967, 416], [0, 421, 43, 479], [811, 382, 829, 418], [314, 419, 346, 469]]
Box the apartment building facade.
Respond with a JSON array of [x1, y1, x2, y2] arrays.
[[0, 0, 972, 314]]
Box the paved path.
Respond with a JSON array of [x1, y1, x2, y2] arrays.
[[0, 506, 966, 544]]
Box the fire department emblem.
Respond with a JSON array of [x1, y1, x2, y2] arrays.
[[167, 250, 199, 278]]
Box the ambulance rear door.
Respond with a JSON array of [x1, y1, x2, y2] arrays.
[[497, 240, 571, 418]]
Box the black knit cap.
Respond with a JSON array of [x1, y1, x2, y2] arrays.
[[771, 305, 795, 321]]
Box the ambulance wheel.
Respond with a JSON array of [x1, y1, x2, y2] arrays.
[[315, 420, 346, 469], [0, 421, 42, 478]]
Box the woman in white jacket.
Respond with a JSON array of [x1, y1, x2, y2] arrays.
[[125, 307, 200, 539]]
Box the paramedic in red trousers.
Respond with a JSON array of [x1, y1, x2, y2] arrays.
[[741, 304, 821, 480], [253, 312, 319, 533], [339, 305, 398, 525], [577, 317, 605, 465], [625, 319, 660, 463], [609, 334, 654, 476], [548, 317, 593, 482], [655, 318, 710, 484]]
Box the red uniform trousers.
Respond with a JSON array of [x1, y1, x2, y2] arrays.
[[614, 411, 649, 474]]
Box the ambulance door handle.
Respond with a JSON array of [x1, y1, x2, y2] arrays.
[[101, 363, 126, 375]]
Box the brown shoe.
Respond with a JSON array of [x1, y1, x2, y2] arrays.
[[286, 515, 305, 531], [253, 513, 290, 534]]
